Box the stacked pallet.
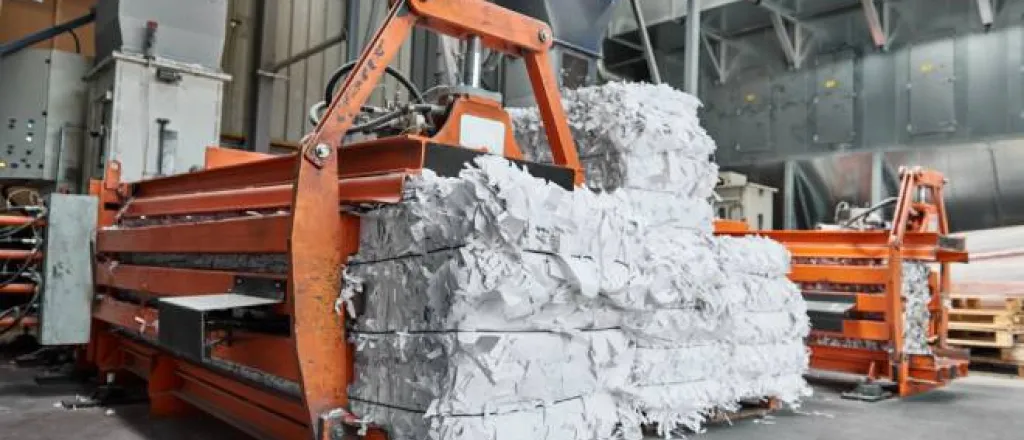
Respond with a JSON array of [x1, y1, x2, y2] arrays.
[[947, 285, 1024, 377]]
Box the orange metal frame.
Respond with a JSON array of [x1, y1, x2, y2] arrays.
[[718, 167, 969, 397], [84, 1, 581, 439]]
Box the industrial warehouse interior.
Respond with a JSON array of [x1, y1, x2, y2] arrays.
[[2, 0, 1024, 439]]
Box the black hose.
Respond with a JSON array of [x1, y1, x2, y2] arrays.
[[69, 29, 82, 54], [323, 60, 425, 106]]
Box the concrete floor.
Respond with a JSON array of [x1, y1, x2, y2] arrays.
[[3, 359, 1024, 440]]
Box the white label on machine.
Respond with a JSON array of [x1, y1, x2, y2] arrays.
[[459, 114, 506, 155]]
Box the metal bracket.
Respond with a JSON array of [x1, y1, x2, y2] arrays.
[[701, 31, 733, 84], [770, 12, 810, 69], [158, 294, 282, 360], [230, 276, 286, 301], [842, 383, 893, 402]]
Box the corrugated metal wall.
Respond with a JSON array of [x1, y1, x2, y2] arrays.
[[221, 0, 416, 143]]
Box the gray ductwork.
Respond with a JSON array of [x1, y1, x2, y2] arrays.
[[95, 0, 227, 69], [494, 0, 620, 58], [495, 0, 621, 107]]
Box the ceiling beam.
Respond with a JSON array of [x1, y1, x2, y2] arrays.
[[747, 0, 799, 22], [610, 0, 744, 36], [769, 11, 809, 68], [860, 0, 888, 49], [630, 0, 663, 84]]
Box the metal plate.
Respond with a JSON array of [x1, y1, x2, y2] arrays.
[[737, 75, 772, 112], [813, 53, 856, 145], [909, 39, 957, 134], [158, 300, 207, 360], [774, 102, 809, 154], [793, 153, 874, 229], [160, 293, 281, 311], [774, 70, 810, 105], [0, 50, 50, 180], [991, 140, 1024, 226], [39, 194, 98, 345], [422, 143, 575, 190], [807, 311, 845, 332], [815, 52, 855, 96], [230, 276, 287, 301], [702, 110, 736, 156], [734, 109, 771, 153]]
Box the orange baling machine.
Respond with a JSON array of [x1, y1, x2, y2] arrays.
[[719, 167, 969, 398], [85, 1, 581, 439]]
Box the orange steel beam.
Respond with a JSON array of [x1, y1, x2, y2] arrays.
[[284, 6, 416, 437], [782, 244, 946, 260], [97, 215, 290, 254], [0, 215, 40, 226], [95, 263, 284, 298], [175, 361, 308, 439], [133, 156, 296, 198], [176, 373, 308, 440], [286, 0, 583, 435], [0, 316, 38, 327], [104, 331, 310, 439], [0, 283, 35, 295], [93, 296, 160, 339], [211, 334, 302, 383], [121, 173, 406, 219], [205, 147, 276, 170], [790, 265, 889, 285], [813, 319, 890, 341], [0, 249, 40, 260], [714, 219, 749, 233], [732, 229, 941, 245]]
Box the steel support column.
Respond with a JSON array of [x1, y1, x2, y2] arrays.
[[684, 0, 701, 93], [629, 0, 662, 84], [860, 0, 887, 49], [346, 0, 362, 61], [977, 0, 994, 27], [244, 0, 279, 153], [784, 160, 797, 229]]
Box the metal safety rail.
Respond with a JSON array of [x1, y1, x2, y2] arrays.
[[83, 1, 583, 439], [718, 167, 969, 398]]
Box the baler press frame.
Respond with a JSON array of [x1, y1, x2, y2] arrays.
[[719, 167, 969, 397], [85, 1, 582, 439]]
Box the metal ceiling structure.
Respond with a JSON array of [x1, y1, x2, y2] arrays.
[[605, 0, 1002, 85]]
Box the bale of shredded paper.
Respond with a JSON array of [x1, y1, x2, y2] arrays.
[[344, 82, 811, 440]]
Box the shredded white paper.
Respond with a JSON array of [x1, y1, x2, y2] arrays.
[[341, 82, 811, 440]]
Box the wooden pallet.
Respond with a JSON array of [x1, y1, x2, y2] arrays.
[[948, 294, 1024, 348], [950, 295, 1024, 313], [966, 346, 1024, 378], [947, 328, 1024, 348]]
